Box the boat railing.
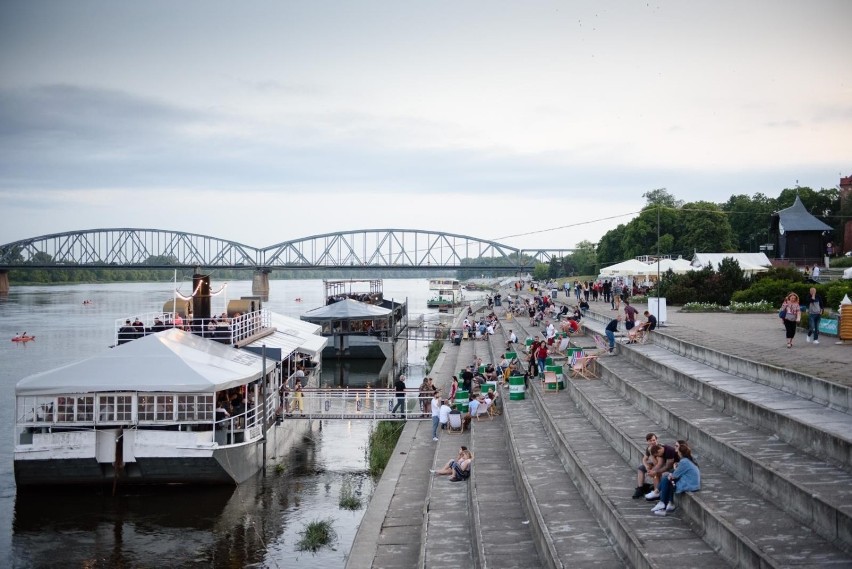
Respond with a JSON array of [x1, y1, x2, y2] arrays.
[[276, 388, 438, 420], [114, 309, 272, 346]]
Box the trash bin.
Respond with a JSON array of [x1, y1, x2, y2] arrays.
[[454, 336, 461, 346], [551, 289, 558, 299], [508, 375, 525, 400], [454, 390, 470, 413]]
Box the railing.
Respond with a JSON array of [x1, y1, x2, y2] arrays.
[[278, 388, 433, 420], [114, 309, 271, 346]]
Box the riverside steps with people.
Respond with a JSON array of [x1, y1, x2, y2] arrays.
[[347, 284, 852, 568]]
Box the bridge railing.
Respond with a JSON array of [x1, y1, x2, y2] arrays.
[[281, 388, 433, 420]]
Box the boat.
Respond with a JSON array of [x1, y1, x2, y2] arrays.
[[13, 274, 328, 488], [300, 280, 408, 376], [427, 278, 464, 309], [12, 334, 35, 343]]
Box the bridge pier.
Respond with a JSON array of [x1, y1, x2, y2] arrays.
[[0, 270, 9, 294], [252, 269, 270, 299]]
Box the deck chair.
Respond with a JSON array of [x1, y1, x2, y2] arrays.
[[542, 371, 559, 394], [447, 412, 464, 434], [593, 334, 610, 356], [462, 329, 470, 341], [571, 351, 599, 380], [474, 400, 492, 421], [555, 336, 570, 356]]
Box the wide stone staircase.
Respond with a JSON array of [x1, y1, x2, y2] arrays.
[[485, 301, 852, 568]]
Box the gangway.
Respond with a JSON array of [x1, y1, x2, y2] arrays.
[[278, 388, 433, 421]]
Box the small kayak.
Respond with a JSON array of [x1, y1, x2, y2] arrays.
[[12, 335, 36, 343]]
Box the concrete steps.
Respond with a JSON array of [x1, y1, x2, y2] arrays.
[[600, 347, 852, 553], [470, 411, 543, 568], [557, 367, 851, 567]]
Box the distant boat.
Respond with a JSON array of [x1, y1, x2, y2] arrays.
[[12, 334, 35, 343], [427, 278, 464, 309]]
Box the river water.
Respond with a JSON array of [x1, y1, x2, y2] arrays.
[[0, 278, 461, 568]]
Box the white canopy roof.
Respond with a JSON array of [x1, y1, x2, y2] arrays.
[[16, 329, 264, 396], [301, 298, 391, 321], [245, 312, 328, 358], [691, 253, 771, 273], [600, 259, 655, 276], [648, 258, 695, 275]]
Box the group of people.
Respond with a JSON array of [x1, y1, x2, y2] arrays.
[[602, 307, 658, 353], [432, 445, 474, 482], [779, 287, 825, 348], [633, 433, 701, 516]]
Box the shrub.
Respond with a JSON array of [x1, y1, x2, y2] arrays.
[[729, 300, 774, 313], [297, 519, 337, 552], [338, 478, 362, 510], [830, 256, 852, 268], [368, 421, 404, 478]]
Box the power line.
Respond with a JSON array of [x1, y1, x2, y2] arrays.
[[491, 211, 642, 242]]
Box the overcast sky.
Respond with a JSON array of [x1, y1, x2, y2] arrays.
[[1, 0, 849, 251]]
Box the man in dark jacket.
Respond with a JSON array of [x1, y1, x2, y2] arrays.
[[392, 375, 407, 417], [805, 287, 825, 345]]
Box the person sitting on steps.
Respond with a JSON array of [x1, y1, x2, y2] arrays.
[[632, 432, 659, 498]]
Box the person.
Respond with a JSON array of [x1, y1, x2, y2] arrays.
[[215, 399, 231, 428], [431, 447, 473, 482], [431, 392, 441, 441], [780, 292, 801, 349], [811, 265, 821, 281], [805, 287, 825, 345], [461, 367, 474, 393], [623, 299, 638, 332], [632, 433, 659, 498], [536, 341, 549, 378], [277, 382, 291, 417], [506, 329, 517, 350], [447, 375, 458, 404], [463, 395, 481, 429], [419, 379, 432, 417], [644, 442, 678, 501], [628, 310, 657, 343], [391, 375, 407, 417], [117, 320, 136, 345], [605, 316, 621, 354], [438, 399, 451, 430], [292, 378, 304, 414], [652, 442, 700, 516], [545, 320, 556, 346]]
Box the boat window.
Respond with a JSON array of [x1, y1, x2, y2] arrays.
[[56, 397, 75, 422], [154, 395, 174, 421], [177, 395, 213, 421], [98, 394, 133, 423], [138, 395, 155, 421], [77, 396, 94, 422], [16, 397, 55, 424]]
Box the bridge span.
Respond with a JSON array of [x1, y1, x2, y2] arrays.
[[0, 228, 576, 292]]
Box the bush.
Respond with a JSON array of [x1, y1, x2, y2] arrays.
[[297, 519, 337, 552], [732, 278, 852, 311], [824, 280, 852, 310], [830, 256, 852, 268], [661, 262, 749, 306]]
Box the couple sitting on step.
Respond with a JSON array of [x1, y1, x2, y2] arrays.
[[632, 433, 701, 516], [431, 445, 473, 482]]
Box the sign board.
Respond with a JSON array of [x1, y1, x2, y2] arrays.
[[647, 297, 667, 325], [819, 318, 838, 336]]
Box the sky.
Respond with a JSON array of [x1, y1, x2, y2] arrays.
[[1, 0, 850, 251]]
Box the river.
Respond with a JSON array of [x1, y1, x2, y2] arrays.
[[0, 278, 466, 568]]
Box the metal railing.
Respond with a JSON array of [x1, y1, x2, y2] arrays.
[[114, 309, 271, 346], [277, 388, 433, 420]]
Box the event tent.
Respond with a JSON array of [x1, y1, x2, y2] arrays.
[[600, 259, 655, 276]]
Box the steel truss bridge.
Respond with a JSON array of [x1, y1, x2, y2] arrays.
[[0, 228, 575, 271]]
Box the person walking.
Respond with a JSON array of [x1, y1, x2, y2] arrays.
[[805, 287, 825, 345], [780, 292, 801, 349], [431, 392, 441, 441], [391, 374, 407, 417]]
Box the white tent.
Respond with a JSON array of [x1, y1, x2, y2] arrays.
[[17, 329, 264, 396], [843, 267, 852, 280], [600, 259, 654, 276], [691, 253, 771, 274], [651, 258, 694, 274]]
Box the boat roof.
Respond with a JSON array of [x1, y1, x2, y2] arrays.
[[16, 328, 265, 396], [301, 298, 391, 321], [244, 312, 328, 358]]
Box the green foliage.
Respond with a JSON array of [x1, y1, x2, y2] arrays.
[[338, 478, 362, 510], [660, 262, 749, 306], [368, 421, 404, 478], [830, 256, 852, 268], [532, 263, 549, 281], [731, 278, 806, 307], [297, 519, 337, 552], [824, 280, 852, 309], [425, 339, 443, 371]]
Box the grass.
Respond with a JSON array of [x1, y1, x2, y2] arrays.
[[297, 519, 337, 552], [338, 478, 362, 510], [425, 339, 443, 371], [368, 420, 405, 478]]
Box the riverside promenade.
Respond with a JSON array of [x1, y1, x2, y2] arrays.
[[347, 291, 852, 568]]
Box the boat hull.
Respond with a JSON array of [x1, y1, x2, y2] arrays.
[[14, 420, 313, 488]]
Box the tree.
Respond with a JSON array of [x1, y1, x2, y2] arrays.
[[566, 240, 597, 276], [679, 201, 735, 253], [722, 193, 775, 252], [643, 188, 683, 209], [533, 263, 549, 281], [597, 224, 626, 266]]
